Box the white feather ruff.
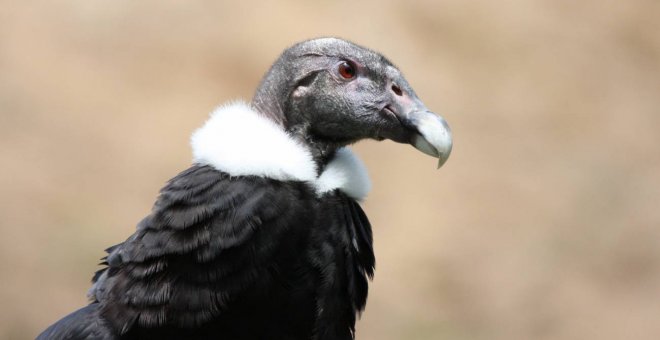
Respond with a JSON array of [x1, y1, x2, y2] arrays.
[[190, 102, 371, 200], [315, 148, 371, 200]]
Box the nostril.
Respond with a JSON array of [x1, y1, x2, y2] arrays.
[[391, 84, 403, 96]]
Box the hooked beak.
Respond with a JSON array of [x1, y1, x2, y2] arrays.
[[383, 100, 453, 169], [406, 110, 453, 168]]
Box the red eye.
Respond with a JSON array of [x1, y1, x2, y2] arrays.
[[338, 61, 356, 79]]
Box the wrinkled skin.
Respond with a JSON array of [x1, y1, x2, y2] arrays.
[[253, 38, 452, 168]]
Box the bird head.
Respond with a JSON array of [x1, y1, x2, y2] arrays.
[[252, 38, 452, 168]]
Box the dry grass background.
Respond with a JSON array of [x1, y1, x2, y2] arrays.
[[1, 0, 659, 339]]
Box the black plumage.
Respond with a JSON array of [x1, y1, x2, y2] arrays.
[[38, 38, 451, 340]]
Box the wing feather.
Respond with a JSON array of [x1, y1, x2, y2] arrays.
[[92, 165, 313, 333]]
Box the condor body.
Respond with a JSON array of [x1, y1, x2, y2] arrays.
[[38, 38, 452, 340]]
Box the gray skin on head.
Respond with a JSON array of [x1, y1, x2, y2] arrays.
[[252, 37, 452, 168]]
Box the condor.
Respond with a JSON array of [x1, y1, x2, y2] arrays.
[[38, 38, 452, 340]]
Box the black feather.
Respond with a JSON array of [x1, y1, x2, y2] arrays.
[[35, 163, 373, 339]]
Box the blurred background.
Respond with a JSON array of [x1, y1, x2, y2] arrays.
[[1, 0, 659, 339]]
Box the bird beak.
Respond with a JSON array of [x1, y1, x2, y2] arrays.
[[384, 97, 453, 168], [406, 110, 453, 168]]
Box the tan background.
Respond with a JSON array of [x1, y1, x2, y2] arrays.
[[1, 1, 659, 339]]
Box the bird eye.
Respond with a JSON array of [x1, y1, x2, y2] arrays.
[[337, 61, 356, 79]]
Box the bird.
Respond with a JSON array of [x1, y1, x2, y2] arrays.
[[37, 37, 452, 340]]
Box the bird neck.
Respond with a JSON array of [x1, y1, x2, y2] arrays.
[[251, 95, 346, 172], [287, 123, 340, 173]]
